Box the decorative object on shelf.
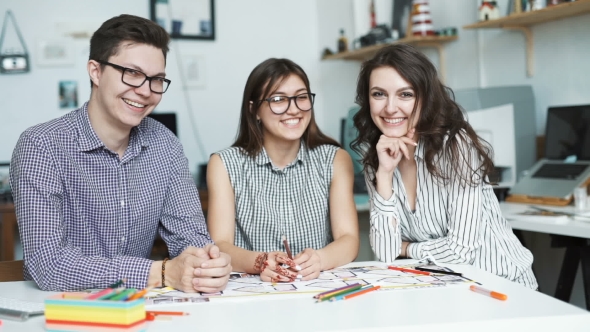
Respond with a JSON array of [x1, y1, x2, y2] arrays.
[[411, 0, 435, 36], [527, 0, 545, 10], [354, 24, 393, 49], [548, 0, 564, 5], [150, 0, 215, 40], [370, 0, 377, 29], [0, 10, 29, 74], [337, 29, 348, 53], [391, 0, 413, 39], [435, 27, 458, 36], [479, 1, 500, 21]]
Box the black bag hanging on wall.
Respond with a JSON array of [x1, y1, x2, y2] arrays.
[[0, 10, 30, 74]]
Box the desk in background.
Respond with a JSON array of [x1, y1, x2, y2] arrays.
[[502, 202, 590, 310], [1, 261, 589, 331], [0, 203, 16, 261]]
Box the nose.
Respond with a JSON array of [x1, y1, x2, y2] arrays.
[[135, 80, 152, 97], [285, 98, 300, 115], [384, 96, 397, 114]]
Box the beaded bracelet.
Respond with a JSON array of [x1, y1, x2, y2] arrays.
[[162, 257, 169, 287]]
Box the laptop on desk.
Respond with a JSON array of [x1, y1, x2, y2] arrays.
[[509, 104, 590, 200]]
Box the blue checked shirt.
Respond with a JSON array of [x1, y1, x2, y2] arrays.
[[10, 103, 212, 291]]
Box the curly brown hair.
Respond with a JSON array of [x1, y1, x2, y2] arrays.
[[351, 43, 494, 186]]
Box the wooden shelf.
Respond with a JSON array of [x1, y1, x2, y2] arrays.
[[464, 0, 590, 29], [322, 35, 457, 82], [322, 35, 457, 61], [463, 0, 590, 77]]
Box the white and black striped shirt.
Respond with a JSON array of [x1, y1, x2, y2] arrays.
[[367, 133, 538, 289], [216, 143, 339, 254]]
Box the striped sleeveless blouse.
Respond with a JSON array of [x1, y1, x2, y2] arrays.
[[215, 143, 339, 254]]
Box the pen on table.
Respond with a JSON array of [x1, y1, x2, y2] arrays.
[[388, 266, 431, 276], [146, 311, 190, 316], [470, 285, 507, 301], [415, 267, 463, 276], [282, 235, 293, 260], [314, 283, 361, 299], [331, 285, 381, 301]]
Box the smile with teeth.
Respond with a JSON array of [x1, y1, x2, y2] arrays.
[[282, 118, 300, 125], [123, 98, 146, 108], [383, 117, 405, 124]]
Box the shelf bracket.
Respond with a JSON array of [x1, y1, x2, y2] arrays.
[[417, 43, 446, 83], [505, 26, 533, 77]]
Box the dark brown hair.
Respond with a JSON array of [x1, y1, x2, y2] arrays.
[[89, 14, 170, 87], [351, 43, 494, 186], [233, 58, 340, 157]]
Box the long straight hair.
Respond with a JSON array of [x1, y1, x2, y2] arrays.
[[233, 58, 340, 157]]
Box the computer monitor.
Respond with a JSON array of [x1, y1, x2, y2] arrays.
[[544, 105, 590, 160], [148, 112, 178, 136]]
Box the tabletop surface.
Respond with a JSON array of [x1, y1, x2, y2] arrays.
[[1, 261, 589, 332], [500, 201, 590, 238]]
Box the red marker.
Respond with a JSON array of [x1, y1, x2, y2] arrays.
[[388, 266, 431, 276]]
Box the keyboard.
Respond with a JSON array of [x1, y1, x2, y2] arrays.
[[532, 163, 589, 179], [0, 297, 44, 321]]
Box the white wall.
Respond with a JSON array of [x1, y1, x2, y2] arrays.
[[0, 0, 322, 176]]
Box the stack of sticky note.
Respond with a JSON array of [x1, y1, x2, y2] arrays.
[[44, 293, 146, 332]]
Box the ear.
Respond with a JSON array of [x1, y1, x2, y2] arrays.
[[87, 60, 102, 88]]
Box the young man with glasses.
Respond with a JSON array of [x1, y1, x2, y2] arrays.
[[206, 58, 359, 282], [10, 14, 231, 292]]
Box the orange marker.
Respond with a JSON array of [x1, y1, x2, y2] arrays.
[[470, 285, 507, 301]]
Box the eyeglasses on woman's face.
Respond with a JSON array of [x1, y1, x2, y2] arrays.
[[260, 93, 315, 115]]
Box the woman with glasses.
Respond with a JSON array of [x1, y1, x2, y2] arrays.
[[207, 58, 359, 282]]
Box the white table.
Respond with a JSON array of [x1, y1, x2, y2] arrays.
[[501, 202, 590, 238], [1, 261, 590, 332], [501, 201, 590, 309]]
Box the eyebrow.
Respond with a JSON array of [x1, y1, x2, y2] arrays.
[[125, 63, 166, 77], [272, 88, 307, 95], [370, 86, 413, 93]]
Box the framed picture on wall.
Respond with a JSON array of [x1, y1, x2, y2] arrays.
[[150, 0, 215, 40]]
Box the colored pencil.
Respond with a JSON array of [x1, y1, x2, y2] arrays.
[[109, 288, 137, 301], [415, 267, 463, 276], [146, 311, 190, 316], [343, 285, 381, 300], [314, 283, 361, 299], [387, 266, 431, 275], [317, 284, 363, 302], [282, 235, 293, 259], [127, 287, 153, 301], [85, 288, 115, 300]]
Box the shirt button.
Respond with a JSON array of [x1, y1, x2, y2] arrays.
[[121, 236, 126, 242], [121, 200, 125, 207]]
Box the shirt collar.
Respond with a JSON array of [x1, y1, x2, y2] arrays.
[[75, 102, 150, 152], [254, 141, 308, 167]]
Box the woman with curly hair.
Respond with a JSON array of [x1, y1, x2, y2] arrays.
[[352, 44, 537, 289]]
